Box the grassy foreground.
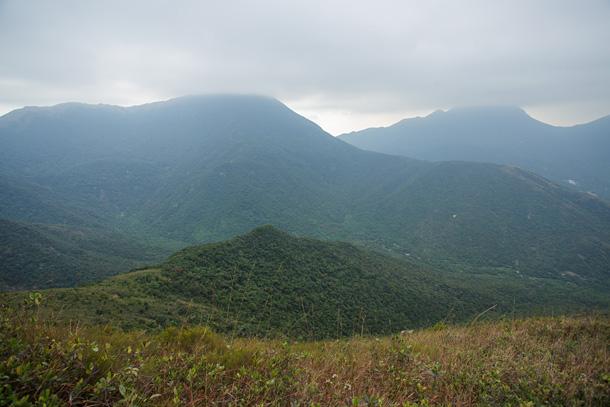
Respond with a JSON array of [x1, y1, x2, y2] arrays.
[[1, 297, 609, 406]]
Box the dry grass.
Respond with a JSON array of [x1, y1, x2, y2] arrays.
[[1, 298, 609, 406]]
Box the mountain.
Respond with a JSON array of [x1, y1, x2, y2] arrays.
[[1, 96, 610, 293], [0, 95, 389, 241], [338, 106, 610, 199], [6, 225, 607, 337], [0, 217, 175, 291]]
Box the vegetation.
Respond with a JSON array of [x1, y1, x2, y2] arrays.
[[0, 217, 177, 290], [1, 90, 609, 406], [3, 226, 608, 338], [1, 294, 609, 406], [2, 95, 610, 291]]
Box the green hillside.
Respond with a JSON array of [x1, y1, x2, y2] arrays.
[[1, 95, 610, 293], [0, 174, 115, 228], [0, 217, 176, 290], [4, 226, 608, 338], [351, 162, 610, 280]]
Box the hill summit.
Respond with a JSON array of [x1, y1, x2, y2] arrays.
[[8, 224, 606, 338]]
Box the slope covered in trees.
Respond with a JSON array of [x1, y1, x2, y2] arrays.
[[1, 96, 609, 291], [0, 217, 175, 290], [4, 225, 607, 337]]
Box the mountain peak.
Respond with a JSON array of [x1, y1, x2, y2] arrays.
[[338, 103, 610, 200], [0, 94, 291, 126], [247, 224, 291, 237]]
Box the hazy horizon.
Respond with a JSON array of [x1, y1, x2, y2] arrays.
[[1, 96, 607, 137], [1, 0, 609, 135]]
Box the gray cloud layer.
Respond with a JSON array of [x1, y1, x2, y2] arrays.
[[1, 0, 609, 134]]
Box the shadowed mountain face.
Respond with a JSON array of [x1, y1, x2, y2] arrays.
[[338, 106, 610, 199], [0, 217, 175, 290], [1, 96, 609, 290]]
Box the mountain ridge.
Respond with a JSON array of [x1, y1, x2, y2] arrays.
[[1, 95, 609, 292], [338, 106, 610, 199]]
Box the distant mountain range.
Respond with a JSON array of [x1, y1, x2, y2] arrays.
[[338, 106, 610, 199], [1, 96, 609, 308]]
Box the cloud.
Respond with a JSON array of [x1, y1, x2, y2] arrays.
[[1, 0, 609, 134]]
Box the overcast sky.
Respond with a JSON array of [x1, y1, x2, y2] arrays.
[[1, 0, 609, 135]]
